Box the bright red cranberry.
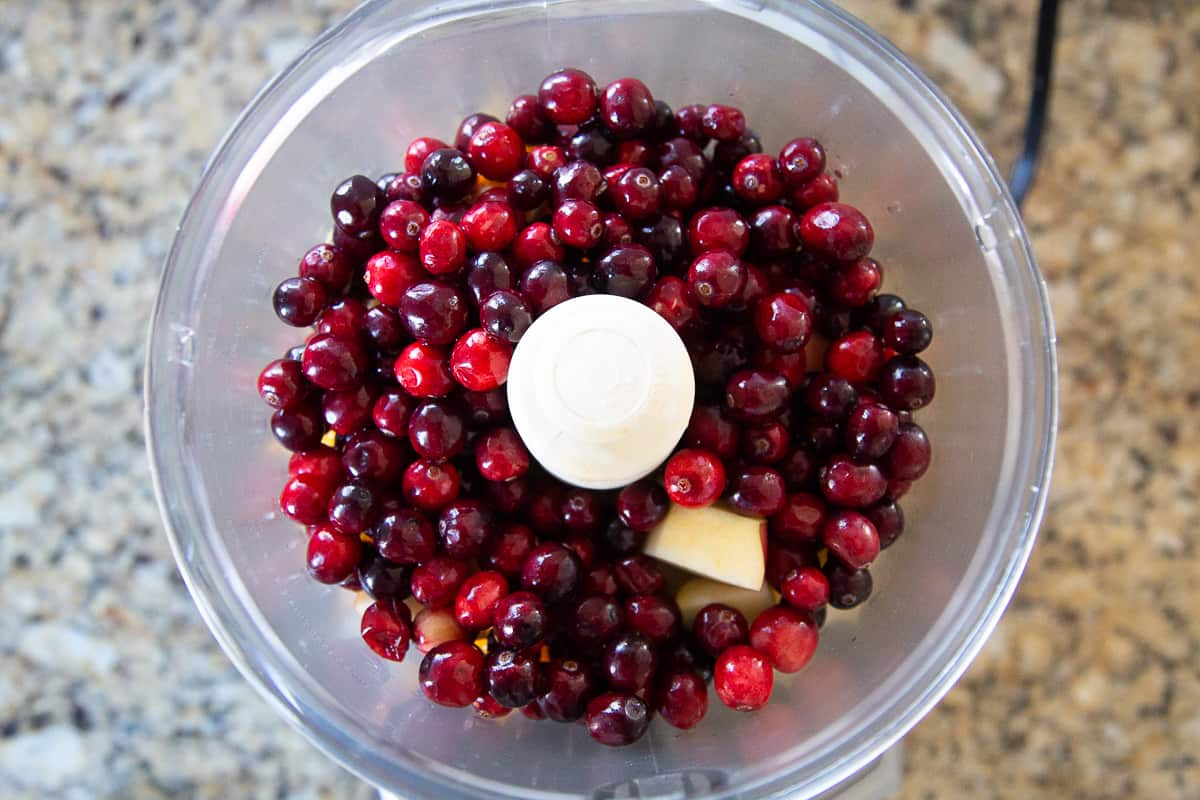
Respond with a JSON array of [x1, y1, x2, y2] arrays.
[[701, 104, 746, 142], [288, 447, 342, 486], [637, 214, 687, 268], [604, 633, 658, 691], [404, 136, 447, 173], [372, 390, 413, 438], [658, 671, 707, 730], [420, 148, 476, 200], [770, 492, 826, 544], [394, 342, 454, 398], [258, 359, 308, 410], [538, 658, 596, 722], [360, 598, 412, 661], [766, 542, 817, 591], [789, 172, 840, 209], [732, 154, 784, 204], [688, 250, 746, 308], [527, 144, 568, 178], [754, 292, 812, 353], [741, 421, 789, 464], [625, 595, 680, 642], [419, 641, 485, 707], [479, 290, 533, 344], [610, 168, 660, 220], [406, 401, 466, 462], [778, 137, 826, 186], [659, 164, 699, 211], [452, 570, 508, 631], [453, 112, 499, 151], [331, 174, 384, 236], [485, 649, 544, 708], [614, 554, 666, 595], [484, 523, 536, 578], [375, 507, 436, 564], [599, 77, 655, 137], [846, 401, 899, 461], [800, 202, 874, 261], [450, 329, 512, 392], [804, 372, 858, 420], [471, 427, 527, 483], [882, 308, 933, 354], [517, 260, 570, 314], [417, 219, 466, 276], [552, 199, 604, 249], [413, 607, 467, 653], [411, 556, 470, 609], [615, 480, 668, 532], [714, 644, 772, 711], [492, 591, 548, 649], [377, 200, 429, 253], [298, 243, 353, 292], [271, 401, 323, 452], [728, 465, 787, 516], [820, 455, 887, 508], [573, 595, 625, 646], [866, 499, 905, 549], [750, 606, 818, 673], [725, 369, 789, 423], [301, 334, 366, 391], [693, 603, 749, 656], [512, 223, 566, 271], [538, 68, 598, 124], [280, 475, 331, 525], [341, 429, 404, 482], [273, 277, 326, 327], [645, 276, 699, 332], [521, 543, 582, 603], [780, 446, 818, 489], [584, 563, 621, 596], [884, 422, 931, 480], [586, 692, 649, 746], [688, 207, 749, 255], [459, 201, 519, 252], [781, 566, 831, 612], [822, 510, 880, 569], [826, 331, 885, 386], [314, 297, 366, 339], [594, 245, 656, 298], [826, 560, 873, 609], [507, 94, 553, 143], [327, 481, 379, 534], [464, 252, 513, 307], [685, 405, 740, 458], [665, 448, 726, 507], [879, 356, 935, 410], [464, 120, 524, 181], [305, 525, 361, 583], [402, 459, 460, 511]]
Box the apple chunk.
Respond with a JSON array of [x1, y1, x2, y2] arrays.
[[675, 577, 778, 626], [642, 502, 766, 590]]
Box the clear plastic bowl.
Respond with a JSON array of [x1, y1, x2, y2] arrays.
[[144, 1, 1057, 798]]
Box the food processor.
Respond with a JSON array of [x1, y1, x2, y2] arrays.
[[144, 1, 1057, 797]]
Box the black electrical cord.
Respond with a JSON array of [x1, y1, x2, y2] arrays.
[[1008, 0, 1060, 208]]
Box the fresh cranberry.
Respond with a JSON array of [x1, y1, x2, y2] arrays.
[[658, 164, 699, 211], [538, 68, 598, 124], [804, 372, 858, 420], [866, 499, 905, 549], [272, 277, 326, 327], [462, 120, 524, 181], [750, 606, 818, 673], [625, 595, 680, 642], [614, 555, 666, 595], [615, 139, 652, 166], [748, 205, 799, 256], [781, 566, 831, 612], [843, 401, 898, 461], [512, 223, 567, 272], [828, 257, 881, 308], [305, 525, 361, 583], [552, 161, 605, 206], [674, 104, 707, 141], [657, 671, 707, 730], [732, 154, 784, 204], [280, 476, 331, 525], [385, 171, 427, 203], [616, 480, 669, 532], [410, 556, 470, 609], [258, 359, 308, 410], [450, 329, 512, 392], [458, 202, 517, 253], [527, 144, 568, 178], [469, 427, 526, 484], [637, 214, 687, 268], [485, 649, 544, 708], [693, 604, 749, 656], [685, 405, 740, 458], [882, 308, 933, 354], [301, 334, 366, 392], [519, 259, 572, 313], [371, 390, 412, 439], [822, 510, 880, 569], [801, 419, 843, 455], [645, 276, 699, 332], [326, 481, 378, 533], [766, 542, 817, 591], [521, 543, 582, 603], [551, 199, 603, 250], [473, 693, 513, 719], [375, 507, 437, 564], [688, 207, 749, 255], [604, 633, 658, 691], [451, 570, 508, 631], [475, 290, 531, 345], [360, 598, 412, 661], [609, 168, 659, 220], [415, 219, 465, 276], [270, 401, 323, 452], [407, 401, 466, 461], [357, 551, 413, 600], [789, 173, 840, 209], [437, 497, 494, 558], [599, 77, 655, 137], [568, 121, 617, 165], [728, 465, 787, 516], [826, 331, 885, 386], [770, 492, 826, 544], [420, 148, 476, 201], [453, 112, 499, 151], [820, 455, 887, 508], [330, 224, 382, 264], [741, 421, 789, 464], [419, 641, 485, 707], [492, 591, 548, 649], [538, 658, 596, 721], [688, 250, 746, 307], [584, 563, 621, 596], [879, 356, 935, 410], [712, 129, 763, 173], [464, 252, 513, 307], [457, 390, 506, 430], [701, 104, 746, 142], [573, 595, 625, 646], [778, 137, 826, 186], [754, 292, 812, 353], [377, 200, 428, 253], [586, 692, 650, 746], [363, 305, 405, 351], [341, 429, 404, 482], [592, 245, 655, 298], [826, 560, 873, 609], [394, 342, 454, 398], [884, 421, 931, 480], [664, 448, 726, 507], [484, 523, 537, 578], [554, 489, 599, 533], [507, 94, 553, 143], [298, 243, 353, 292], [714, 644, 772, 711], [413, 607, 467, 653], [800, 202, 874, 261], [498, 170, 545, 212], [404, 137, 447, 174], [402, 459, 460, 511], [601, 212, 635, 248], [288, 447, 343, 486], [526, 481, 565, 536], [331, 174, 384, 236], [856, 293, 906, 332], [725, 369, 789, 423], [314, 297, 366, 340]]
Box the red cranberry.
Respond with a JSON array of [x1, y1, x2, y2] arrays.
[[527, 145, 568, 178], [800, 202, 874, 261], [820, 455, 887, 508], [750, 606, 818, 673], [519, 259, 572, 313], [301, 334, 366, 392], [271, 401, 323, 452], [419, 641, 485, 707], [781, 566, 831, 613], [453, 570, 508, 631], [454, 112, 499, 151], [604, 632, 658, 691], [829, 257, 882, 308], [616, 480, 669, 532], [625, 595, 680, 642], [371, 390, 413, 438], [749, 205, 799, 256], [538, 658, 596, 722], [556, 488, 601, 532], [884, 422, 931, 480], [725, 369, 789, 423], [857, 293, 906, 332], [780, 446, 818, 489], [406, 401, 465, 461], [586, 692, 650, 746], [450, 329, 512, 392], [363, 305, 405, 351], [484, 523, 537, 578], [330, 224, 382, 264], [486, 649, 544, 708], [779, 137, 826, 186], [471, 427, 527, 483], [728, 465, 787, 516], [420, 148, 476, 201], [732, 154, 784, 204], [826, 560, 873, 609], [600, 77, 655, 137], [611, 168, 661, 220], [417, 219, 466, 276], [314, 297, 366, 339], [685, 405, 740, 458], [411, 556, 471, 609], [460, 201, 519, 252], [464, 120, 524, 181], [305, 525, 361, 584], [385, 171, 427, 203], [584, 563, 621, 596], [377, 200, 429, 254], [460, 388, 508, 429], [770, 492, 826, 544], [280, 476, 331, 525], [507, 94, 553, 143], [481, 474, 526, 515], [602, 212, 635, 248], [375, 507, 437, 564], [395, 342, 454, 398], [299, 243, 353, 292], [688, 250, 746, 308], [688, 207, 749, 255], [866, 499, 905, 549], [493, 591, 548, 649], [342, 429, 404, 482], [741, 421, 789, 463], [360, 598, 412, 661], [553, 160, 606, 205], [657, 164, 698, 211], [569, 121, 616, 165], [822, 510, 880, 569], [573, 595, 625, 646], [882, 308, 933, 354], [789, 172, 840, 209], [288, 447, 343, 486], [701, 104, 746, 142], [273, 277, 326, 327], [844, 401, 899, 461], [826, 331, 885, 386], [258, 359, 308, 410], [693, 603, 749, 656], [714, 644, 772, 711], [326, 481, 378, 533], [614, 555, 666, 595], [766, 542, 817, 591], [538, 68, 598, 124], [331, 174, 384, 236], [804, 372, 858, 420], [474, 693, 513, 719], [615, 139, 652, 165], [552, 199, 604, 249], [527, 480, 565, 536], [658, 671, 708, 730], [439, 498, 495, 559], [665, 448, 726, 507], [402, 459, 460, 511], [404, 137, 447, 173], [712, 129, 763, 173], [521, 543, 582, 603], [879, 356, 935, 411], [674, 104, 707, 141], [754, 292, 812, 353], [645, 276, 700, 332]]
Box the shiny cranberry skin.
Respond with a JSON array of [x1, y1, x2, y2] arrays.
[[369, 391, 410, 439], [538, 68, 598, 124], [614, 555, 666, 595], [477, 290, 532, 345], [258, 359, 308, 410], [749, 205, 799, 256], [342, 429, 404, 482], [314, 297, 366, 340], [714, 644, 772, 711], [604, 633, 658, 691], [553, 489, 598, 533], [451, 570, 508, 631], [779, 137, 826, 186], [822, 510, 880, 569], [732, 154, 784, 204], [301, 334, 366, 392], [305, 526, 361, 584], [884, 422, 932, 480], [725, 369, 789, 423], [665, 448, 726, 507], [657, 164, 698, 211], [591, 244, 654, 298], [601, 212, 635, 248], [464, 252, 513, 307], [436, 499, 493, 559], [741, 421, 789, 464], [685, 405, 740, 458], [800, 202, 874, 261], [463, 120, 523, 181], [375, 507, 437, 564], [450, 329, 512, 392], [584, 563, 621, 596], [507, 93, 553, 143], [551, 199, 603, 250], [415, 219, 465, 276], [598, 77, 655, 137], [882, 308, 933, 354], [331, 174, 384, 236], [568, 121, 617, 165], [385, 171, 427, 203], [689, 207, 749, 255], [458, 390, 506, 430], [363, 305, 405, 352], [519, 259, 572, 313], [492, 591, 548, 649], [273, 277, 326, 327], [586, 692, 650, 746], [645, 276, 699, 332], [485, 523, 537, 578], [820, 455, 887, 508], [750, 606, 818, 673], [485, 649, 544, 708], [288, 447, 343, 486], [616, 480, 669, 532], [271, 401, 323, 452], [856, 293, 906, 332], [521, 543, 582, 603], [693, 603, 749, 656], [637, 214, 687, 269], [551, 161, 604, 206], [658, 671, 708, 730], [419, 641, 485, 707], [879, 356, 936, 410], [625, 595, 680, 642], [780, 446, 818, 489], [326, 481, 379, 534], [470, 427, 526, 484], [360, 598, 413, 661], [688, 250, 746, 308], [406, 401, 466, 461], [781, 565, 831, 613], [410, 556, 470, 609], [528, 144, 568, 178], [402, 459, 460, 511], [826, 560, 873, 609], [450, 112, 497, 151], [459, 201, 518, 252], [728, 465, 787, 516], [609, 167, 659, 220], [395, 342, 454, 398], [615, 139, 653, 165], [701, 104, 746, 142], [573, 595, 625, 646], [299, 243, 353, 292], [789, 172, 840, 209], [766, 542, 817, 591], [770, 492, 826, 544], [804, 373, 858, 420], [828, 257, 881, 309], [538, 658, 596, 722], [826, 331, 885, 386], [866, 499, 905, 549], [754, 292, 813, 353], [659, 137, 708, 184], [844, 402, 899, 462], [377, 200, 428, 254], [500, 169, 545, 212], [400, 135, 444, 172], [280, 476, 331, 525], [674, 104, 707, 141], [420, 148, 476, 201]]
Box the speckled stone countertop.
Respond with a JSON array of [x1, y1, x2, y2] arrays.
[[0, 1, 1196, 798]]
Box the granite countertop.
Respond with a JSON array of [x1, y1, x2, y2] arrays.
[[0, 1, 1196, 797]]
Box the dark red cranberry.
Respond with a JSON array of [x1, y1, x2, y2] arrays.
[[407, 401, 466, 461], [586, 692, 649, 746], [689, 207, 749, 255], [538, 68, 598, 124], [658, 671, 708, 730], [419, 641, 485, 707], [693, 604, 749, 656], [804, 373, 858, 420], [725, 369, 789, 423], [822, 510, 880, 569], [616, 480, 669, 532], [453, 112, 499, 152], [342, 429, 404, 482], [675, 104, 707, 141], [301, 334, 366, 391], [573, 595, 625, 646], [557, 488, 601, 533], [504, 170, 548, 213], [568, 122, 616, 165], [527, 480, 565, 536], [459, 389, 507, 430], [728, 465, 787, 516], [330, 224, 382, 265], [375, 507, 436, 564], [538, 658, 596, 722], [461, 201, 518, 252], [658, 164, 699, 211], [371, 390, 412, 439], [604, 633, 658, 691], [439, 498, 495, 559], [855, 293, 906, 333], [826, 560, 873, 609], [552, 161, 606, 205], [410, 556, 470, 609], [404, 136, 448, 173], [478, 290, 532, 344], [473, 693, 512, 719], [258, 359, 308, 410], [288, 447, 342, 486], [507, 94, 553, 143], [636, 214, 687, 269], [357, 550, 413, 600], [363, 305, 405, 351], [665, 448, 726, 507], [584, 563, 621, 596], [464, 252, 513, 307], [690, 325, 753, 392], [781, 565, 831, 613], [770, 492, 826, 544], [749, 205, 799, 256], [600, 77, 655, 137], [360, 598, 412, 661], [602, 212, 635, 248], [750, 606, 818, 673], [841, 402, 896, 462], [713, 129, 763, 174], [754, 292, 812, 353], [485, 649, 544, 708], [450, 329, 512, 392], [302, 527, 357, 585], [592, 244, 655, 298], [273, 277, 326, 327], [420, 148, 475, 201], [882, 308, 933, 354], [714, 644, 772, 711], [453, 570, 508, 631], [779, 137, 826, 186], [402, 459, 460, 511], [271, 401, 322, 452], [484, 523, 536, 578], [780, 446, 818, 489], [614, 555, 666, 595], [385, 171, 427, 203], [732, 154, 784, 204], [611, 167, 661, 220], [866, 498, 905, 549], [820, 455, 887, 509], [280, 475, 331, 525], [879, 356, 935, 411], [789, 172, 840, 209], [685, 405, 740, 458], [701, 104, 746, 142], [741, 421, 789, 464], [327, 481, 379, 534], [884, 422, 931, 480], [521, 543, 582, 603], [625, 595, 680, 642], [331, 174, 384, 236], [600, 520, 639, 558], [645, 276, 699, 332], [299, 243, 353, 292], [520, 259, 572, 313], [658, 137, 708, 182], [395, 342, 454, 398], [314, 297, 367, 340], [464, 120, 524, 181], [766, 542, 817, 591], [800, 202, 874, 261], [492, 591, 548, 649], [688, 250, 746, 307]]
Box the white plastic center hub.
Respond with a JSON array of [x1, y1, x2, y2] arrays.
[[507, 294, 696, 490]]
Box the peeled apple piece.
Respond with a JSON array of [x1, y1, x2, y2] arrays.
[[642, 502, 767, 590], [675, 577, 777, 626]]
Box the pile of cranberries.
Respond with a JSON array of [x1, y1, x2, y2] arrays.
[[257, 68, 934, 746]]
